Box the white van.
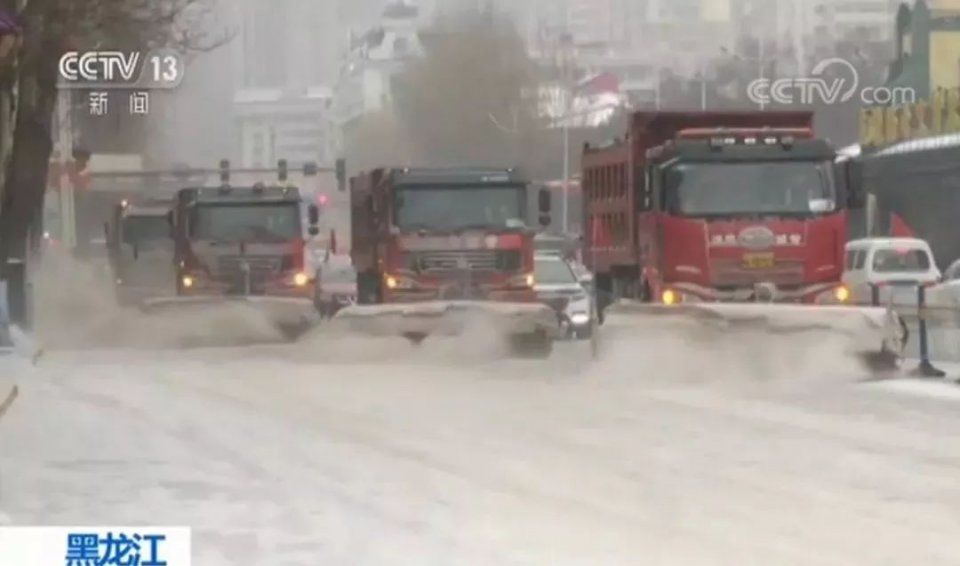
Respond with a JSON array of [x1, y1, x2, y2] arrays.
[[842, 238, 940, 306]]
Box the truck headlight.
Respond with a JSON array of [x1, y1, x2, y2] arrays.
[[181, 275, 195, 289], [508, 273, 535, 288], [834, 285, 850, 303], [385, 274, 417, 290], [293, 272, 310, 287], [662, 288, 678, 305]]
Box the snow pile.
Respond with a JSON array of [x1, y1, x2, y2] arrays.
[[296, 313, 517, 364], [33, 251, 285, 350], [595, 311, 868, 389]]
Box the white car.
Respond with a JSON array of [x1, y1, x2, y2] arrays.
[[926, 257, 960, 316], [842, 238, 940, 308], [534, 253, 595, 339]]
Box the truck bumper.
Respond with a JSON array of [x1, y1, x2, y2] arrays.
[[665, 281, 843, 304]]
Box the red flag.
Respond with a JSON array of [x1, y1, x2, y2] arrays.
[[890, 213, 914, 238]]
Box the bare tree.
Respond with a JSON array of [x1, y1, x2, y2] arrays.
[[0, 0, 225, 324], [389, 12, 547, 170]]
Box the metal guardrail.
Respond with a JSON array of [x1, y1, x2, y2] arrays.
[[868, 283, 950, 378]]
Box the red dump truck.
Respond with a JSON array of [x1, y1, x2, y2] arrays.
[[338, 167, 559, 356], [580, 111, 910, 366], [583, 111, 863, 309]]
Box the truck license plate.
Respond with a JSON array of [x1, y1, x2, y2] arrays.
[[742, 253, 775, 269]]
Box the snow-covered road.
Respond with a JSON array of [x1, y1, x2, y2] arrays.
[[2, 335, 960, 565]]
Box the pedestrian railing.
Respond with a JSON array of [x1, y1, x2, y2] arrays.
[[867, 282, 958, 378]]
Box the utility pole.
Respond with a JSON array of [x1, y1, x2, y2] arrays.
[[758, 33, 766, 111], [700, 67, 707, 111], [655, 70, 661, 110], [56, 89, 76, 250], [559, 32, 574, 235]]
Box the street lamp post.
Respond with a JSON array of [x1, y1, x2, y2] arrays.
[[559, 34, 574, 235]]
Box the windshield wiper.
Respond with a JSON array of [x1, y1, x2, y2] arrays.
[[453, 223, 515, 233], [399, 223, 434, 233]]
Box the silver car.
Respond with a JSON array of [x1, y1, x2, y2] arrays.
[[534, 253, 594, 339]]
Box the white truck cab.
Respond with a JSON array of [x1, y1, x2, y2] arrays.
[[842, 238, 940, 306]]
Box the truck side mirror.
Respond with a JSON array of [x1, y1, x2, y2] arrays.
[[308, 203, 320, 225], [844, 161, 866, 209], [131, 242, 139, 261], [537, 188, 552, 227], [538, 187, 552, 213]]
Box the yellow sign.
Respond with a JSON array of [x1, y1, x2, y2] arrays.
[[742, 253, 775, 269], [859, 87, 960, 149]]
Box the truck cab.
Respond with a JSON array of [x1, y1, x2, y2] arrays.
[[351, 168, 545, 305], [106, 199, 176, 306], [171, 185, 319, 299], [583, 111, 859, 309], [642, 130, 849, 303]]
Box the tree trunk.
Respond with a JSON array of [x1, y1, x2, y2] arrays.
[[0, 0, 58, 327]]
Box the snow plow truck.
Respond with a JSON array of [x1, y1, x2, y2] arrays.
[[141, 161, 327, 339], [331, 167, 560, 357], [583, 111, 905, 364]]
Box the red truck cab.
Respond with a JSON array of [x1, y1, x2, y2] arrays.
[[350, 168, 542, 305], [583, 111, 859, 309], [171, 185, 319, 299]]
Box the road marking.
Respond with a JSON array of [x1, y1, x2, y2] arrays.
[[0, 385, 18, 422]]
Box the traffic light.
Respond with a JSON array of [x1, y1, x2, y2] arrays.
[[335, 158, 346, 192], [303, 161, 318, 176], [277, 159, 288, 182], [219, 159, 230, 184]]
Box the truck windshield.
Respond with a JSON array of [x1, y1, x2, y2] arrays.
[[122, 216, 169, 244], [664, 161, 834, 217], [394, 185, 526, 231], [190, 203, 301, 242], [872, 248, 931, 273]]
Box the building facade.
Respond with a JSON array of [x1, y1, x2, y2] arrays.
[[231, 0, 340, 168], [887, 0, 960, 99], [331, 2, 425, 132]]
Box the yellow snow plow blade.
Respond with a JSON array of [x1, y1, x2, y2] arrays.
[[140, 296, 319, 340], [602, 301, 906, 369], [327, 301, 561, 357]]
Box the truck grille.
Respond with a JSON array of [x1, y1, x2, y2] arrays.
[[710, 259, 805, 287], [217, 255, 282, 294], [412, 250, 519, 272]]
